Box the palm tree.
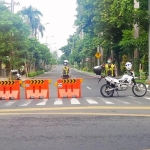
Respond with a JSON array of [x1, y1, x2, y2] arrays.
[[18, 5, 44, 38]]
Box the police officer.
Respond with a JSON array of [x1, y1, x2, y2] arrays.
[[61, 60, 71, 78], [103, 57, 118, 77]]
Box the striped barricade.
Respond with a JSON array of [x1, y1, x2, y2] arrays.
[[24, 79, 51, 99], [55, 78, 83, 98], [0, 80, 21, 100]]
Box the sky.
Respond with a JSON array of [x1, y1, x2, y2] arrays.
[[5, 0, 77, 56]]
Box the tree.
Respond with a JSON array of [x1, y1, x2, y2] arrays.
[[18, 5, 44, 38]]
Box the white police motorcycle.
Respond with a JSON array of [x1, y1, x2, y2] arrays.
[[93, 62, 147, 97]]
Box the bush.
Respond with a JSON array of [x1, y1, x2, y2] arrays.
[[121, 54, 128, 72], [28, 70, 44, 77], [82, 67, 87, 71], [139, 70, 147, 80]]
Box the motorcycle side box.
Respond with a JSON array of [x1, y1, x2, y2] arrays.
[[93, 66, 102, 75]]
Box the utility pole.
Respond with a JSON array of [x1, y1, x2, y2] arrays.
[[148, 0, 150, 80], [11, 0, 14, 13]]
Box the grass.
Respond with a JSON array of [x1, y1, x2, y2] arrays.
[[135, 79, 146, 84]]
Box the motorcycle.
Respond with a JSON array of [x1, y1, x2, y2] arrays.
[[93, 66, 147, 97], [61, 74, 70, 79], [11, 70, 21, 80]]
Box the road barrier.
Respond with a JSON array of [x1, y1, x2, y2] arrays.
[[24, 79, 51, 99], [0, 80, 21, 100], [55, 78, 83, 98]]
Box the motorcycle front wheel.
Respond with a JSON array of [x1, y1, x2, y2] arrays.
[[100, 84, 114, 97], [132, 82, 147, 97]]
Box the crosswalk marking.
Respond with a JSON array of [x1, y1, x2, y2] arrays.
[[19, 100, 32, 107], [54, 99, 63, 105], [111, 98, 129, 104], [144, 97, 150, 100], [70, 98, 80, 104], [86, 98, 98, 104], [0, 96, 150, 108], [128, 96, 142, 104], [97, 97, 114, 104], [2, 101, 15, 107], [36, 99, 48, 106]]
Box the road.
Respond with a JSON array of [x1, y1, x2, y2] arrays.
[[0, 65, 150, 112], [0, 65, 150, 150]]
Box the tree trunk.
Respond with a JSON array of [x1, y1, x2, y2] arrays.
[[24, 61, 28, 77], [115, 49, 121, 75], [134, 49, 140, 75]]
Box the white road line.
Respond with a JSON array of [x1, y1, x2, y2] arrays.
[[54, 99, 63, 105], [36, 99, 48, 106], [2, 101, 16, 107], [97, 97, 114, 104], [144, 97, 150, 101], [70, 98, 80, 104], [86, 98, 98, 104], [111, 98, 129, 104], [128, 96, 142, 104], [87, 86, 91, 90], [19, 100, 32, 107]]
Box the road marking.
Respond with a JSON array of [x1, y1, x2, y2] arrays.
[[87, 86, 91, 90], [1, 106, 150, 113], [86, 98, 98, 104], [70, 98, 80, 104], [128, 96, 142, 104], [19, 100, 32, 107], [111, 98, 129, 104], [144, 97, 150, 100], [2, 101, 15, 107], [97, 97, 114, 104], [54, 99, 63, 105], [1, 112, 150, 117], [36, 99, 48, 106]]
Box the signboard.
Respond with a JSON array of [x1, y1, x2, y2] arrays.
[[95, 52, 101, 58]]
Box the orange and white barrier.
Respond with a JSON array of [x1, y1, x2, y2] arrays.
[[24, 79, 51, 99], [55, 78, 83, 98], [0, 80, 21, 100]]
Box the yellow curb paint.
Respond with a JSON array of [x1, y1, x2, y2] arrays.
[[0, 112, 150, 117], [0, 106, 150, 113]]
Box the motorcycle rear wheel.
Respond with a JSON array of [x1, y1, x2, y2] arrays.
[[100, 84, 114, 97]]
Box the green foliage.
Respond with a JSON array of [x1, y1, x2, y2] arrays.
[[28, 70, 44, 77], [82, 67, 87, 71], [141, 54, 148, 73], [0, 2, 55, 78], [139, 70, 147, 80], [134, 58, 140, 76], [121, 54, 128, 72]]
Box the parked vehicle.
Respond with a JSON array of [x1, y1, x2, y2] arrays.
[[11, 70, 21, 80], [93, 66, 147, 97]]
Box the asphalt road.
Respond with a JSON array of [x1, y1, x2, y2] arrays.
[[0, 65, 150, 112], [0, 115, 150, 150], [0, 66, 150, 150]]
